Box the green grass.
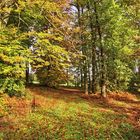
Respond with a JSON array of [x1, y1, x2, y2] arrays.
[[0, 87, 140, 140]]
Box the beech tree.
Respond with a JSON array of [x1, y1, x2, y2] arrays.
[[0, 0, 71, 95]]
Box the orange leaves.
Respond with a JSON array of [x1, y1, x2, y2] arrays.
[[108, 92, 138, 102], [3, 95, 30, 116], [0, 87, 140, 139]]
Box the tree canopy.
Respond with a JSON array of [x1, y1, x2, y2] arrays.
[[0, 0, 140, 96]]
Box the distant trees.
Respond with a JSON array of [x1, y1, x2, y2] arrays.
[[70, 0, 140, 96]]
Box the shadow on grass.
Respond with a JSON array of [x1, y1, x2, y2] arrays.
[[29, 86, 140, 124], [1, 86, 140, 140], [29, 86, 140, 134]]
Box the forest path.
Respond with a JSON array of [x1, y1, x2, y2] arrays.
[[1, 86, 140, 139], [30, 86, 140, 132]]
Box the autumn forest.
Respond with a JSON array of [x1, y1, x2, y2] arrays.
[[0, 0, 140, 139]]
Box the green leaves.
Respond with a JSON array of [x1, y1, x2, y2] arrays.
[[0, 26, 29, 95], [32, 32, 69, 87], [0, 0, 71, 95]]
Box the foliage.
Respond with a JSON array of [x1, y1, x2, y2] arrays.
[[0, 0, 71, 95], [70, 0, 140, 94], [0, 95, 8, 117], [0, 27, 29, 96], [31, 32, 69, 87], [1, 0, 139, 96], [129, 74, 140, 92]]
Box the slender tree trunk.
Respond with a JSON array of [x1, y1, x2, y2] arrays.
[[77, 2, 83, 89], [84, 58, 88, 95], [67, 69, 69, 87], [26, 62, 30, 84], [88, 63, 91, 93], [80, 68, 84, 88], [77, 1, 88, 94], [81, 10, 88, 95], [100, 43, 106, 97], [88, 3, 97, 94], [94, 1, 106, 97]]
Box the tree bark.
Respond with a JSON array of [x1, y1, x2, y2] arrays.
[[84, 58, 88, 95], [26, 62, 30, 84], [77, 1, 88, 94], [94, 1, 106, 97], [88, 2, 97, 94], [88, 63, 91, 93]]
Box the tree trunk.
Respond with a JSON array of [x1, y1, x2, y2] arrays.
[[80, 68, 84, 88], [84, 59, 88, 95], [77, 1, 88, 94], [88, 2, 97, 94], [26, 62, 30, 84], [88, 63, 91, 93], [94, 1, 106, 97]]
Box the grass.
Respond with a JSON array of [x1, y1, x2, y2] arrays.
[[0, 87, 140, 140]]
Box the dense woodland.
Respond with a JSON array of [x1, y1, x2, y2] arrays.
[[0, 0, 140, 139], [0, 0, 140, 96]]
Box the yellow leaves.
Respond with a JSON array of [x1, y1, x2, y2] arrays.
[[44, 61, 50, 66], [74, 27, 81, 33], [18, 0, 26, 8], [14, 70, 25, 78], [55, 36, 63, 42], [111, 0, 116, 6], [33, 57, 50, 69], [37, 39, 51, 46], [42, 1, 60, 13], [0, 53, 12, 63], [25, 0, 60, 14], [0, 53, 25, 64], [14, 0, 26, 13], [121, 46, 133, 56], [0, 97, 8, 117], [36, 32, 63, 42], [34, 57, 44, 63], [0, 27, 21, 42], [15, 56, 25, 63], [0, 7, 12, 14], [34, 64, 43, 69]]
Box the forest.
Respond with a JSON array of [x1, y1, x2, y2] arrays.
[[0, 0, 140, 139]]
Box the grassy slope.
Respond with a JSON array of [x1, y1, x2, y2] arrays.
[[0, 87, 140, 140]]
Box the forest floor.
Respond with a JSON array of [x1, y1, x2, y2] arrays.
[[0, 87, 140, 140]]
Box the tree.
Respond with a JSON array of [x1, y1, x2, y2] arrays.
[[0, 0, 72, 95], [69, 0, 139, 96]]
